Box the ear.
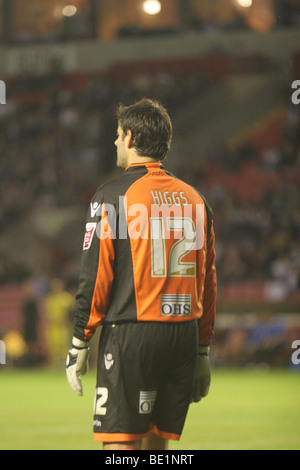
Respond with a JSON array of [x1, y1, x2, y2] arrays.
[[125, 130, 134, 149]]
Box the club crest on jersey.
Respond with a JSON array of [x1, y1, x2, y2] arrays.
[[161, 294, 191, 317], [83, 223, 97, 250]]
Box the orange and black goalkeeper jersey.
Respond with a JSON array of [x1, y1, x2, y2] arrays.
[[74, 161, 217, 345]]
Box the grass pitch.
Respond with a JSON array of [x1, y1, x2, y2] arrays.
[[0, 368, 299, 450]]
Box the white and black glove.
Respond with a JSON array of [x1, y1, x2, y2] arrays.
[[66, 337, 90, 396], [191, 345, 211, 403]]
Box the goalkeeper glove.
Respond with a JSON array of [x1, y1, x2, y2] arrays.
[[66, 337, 90, 396], [191, 345, 211, 403]]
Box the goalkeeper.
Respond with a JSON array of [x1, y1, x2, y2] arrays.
[[66, 99, 217, 451]]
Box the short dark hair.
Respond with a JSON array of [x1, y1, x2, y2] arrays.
[[117, 98, 173, 161]]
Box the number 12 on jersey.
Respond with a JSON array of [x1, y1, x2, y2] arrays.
[[150, 216, 202, 278]]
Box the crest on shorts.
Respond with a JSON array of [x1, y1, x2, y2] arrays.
[[104, 353, 114, 370]]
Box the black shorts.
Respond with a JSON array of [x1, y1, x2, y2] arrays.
[[93, 321, 198, 443]]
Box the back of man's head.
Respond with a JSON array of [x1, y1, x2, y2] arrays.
[[117, 98, 173, 161]]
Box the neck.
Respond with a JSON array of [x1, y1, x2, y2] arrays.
[[127, 154, 158, 166], [128, 152, 157, 165]]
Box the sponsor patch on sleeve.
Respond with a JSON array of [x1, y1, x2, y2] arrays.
[[83, 223, 97, 250]]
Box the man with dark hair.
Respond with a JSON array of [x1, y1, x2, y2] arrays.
[[116, 99, 173, 163], [66, 98, 217, 451]]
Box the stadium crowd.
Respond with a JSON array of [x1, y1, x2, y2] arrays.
[[0, 67, 300, 297], [0, 67, 211, 285], [183, 103, 300, 300]]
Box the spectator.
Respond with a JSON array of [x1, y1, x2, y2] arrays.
[[22, 278, 40, 366], [44, 278, 75, 368]]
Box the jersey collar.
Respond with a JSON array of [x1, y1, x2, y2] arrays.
[[125, 161, 163, 172]]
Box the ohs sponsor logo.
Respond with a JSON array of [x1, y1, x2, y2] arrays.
[[161, 294, 191, 317]]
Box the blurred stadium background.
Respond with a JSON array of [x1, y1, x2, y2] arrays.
[[0, 0, 300, 450]]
